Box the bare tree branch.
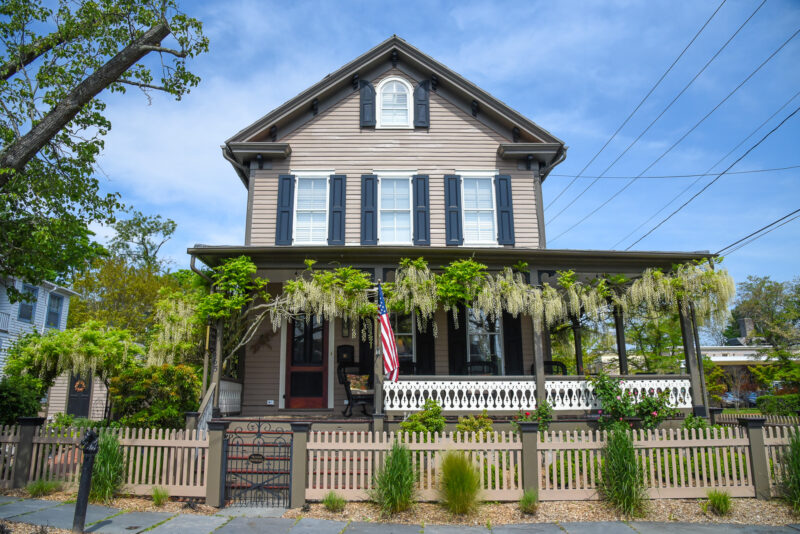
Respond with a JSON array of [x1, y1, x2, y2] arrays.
[[140, 45, 187, 57], [117, 78, 168, 92]]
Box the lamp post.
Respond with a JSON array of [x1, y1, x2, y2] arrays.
[[72, 430, 99, 533]]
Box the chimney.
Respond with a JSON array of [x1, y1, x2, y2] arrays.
[[738, 317, 755, 338]]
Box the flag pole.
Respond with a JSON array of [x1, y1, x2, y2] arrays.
[[373, 285, 384, 416]]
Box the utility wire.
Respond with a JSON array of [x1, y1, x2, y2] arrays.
[[716, 208, 800, 255], [549, 164, 800, 180], [626, 103, 800, 249], [544, 0, 727, 211], [547, 0, 763, 223], [550, 24, 798, 243], [611, 89, 800, 248], [723, 213, 800, 255]]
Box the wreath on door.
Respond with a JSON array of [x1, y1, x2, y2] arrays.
[[74, 379, 87, 393]]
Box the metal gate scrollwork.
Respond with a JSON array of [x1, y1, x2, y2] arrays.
[[224, 421, 292, 506]]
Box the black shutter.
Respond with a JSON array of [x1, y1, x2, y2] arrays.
[[502, 312, 524, 375], [495, 174, 515, 245], [361, 174, 378, 245], [360, 80, 376, 127], [447, 305, 467, 375], [413, 80, 430, 128], [444, 174, 463, 246], [412, 174, 430, 245], [358, 318, 374, 387], [275, 174, 295, 245], [415, 318, 435, 375], [328, 174, 346, 245]]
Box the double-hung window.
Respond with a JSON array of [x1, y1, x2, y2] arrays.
[[462, 176, 496, 244], [293, 174, 329, 244], [376, 77, 413, 128], [379, 174, 412, 244], [391, 313, 415, 372], [466, 308, 503, 375], [17, 284, 38, 323], [46, 294, 64, 329]]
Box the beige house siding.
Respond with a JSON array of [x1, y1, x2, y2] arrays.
[[46, 373, 107, 421], [247, 69, 541, 248]]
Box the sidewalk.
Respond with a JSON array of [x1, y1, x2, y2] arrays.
[[1, 496, 799, 533]]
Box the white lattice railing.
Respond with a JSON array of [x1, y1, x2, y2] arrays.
[[196, 383, 215, 433], [384, 378, 537, 412], [544, 377, 692, 410], [219, 379, 242, 415]]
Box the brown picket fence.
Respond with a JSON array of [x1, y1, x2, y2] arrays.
[[0, 425, 20, 488]]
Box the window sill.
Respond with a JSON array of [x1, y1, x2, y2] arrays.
[[375, 125, 414, 130], [462, 243, 501, 248]]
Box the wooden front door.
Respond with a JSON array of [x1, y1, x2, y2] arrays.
[[67, 374, 92, 417], [285, 316, 327, 408]]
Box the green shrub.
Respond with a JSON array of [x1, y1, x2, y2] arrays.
[[439, 451, 481, 515], [26, 479, 62, 497], [322, 490, 346, 513], [758, 394, 800, 416], [781, 430, 800, 513], [704, 490, 731, 516], [88, 432, 125, 503], [456, 410, 493, 438], [152, 486, 169, 507], [399, 399, 446, 437], [682, 414, 709, 431], [511, 401, 553, 433], [519, 488, 538, 514], [0, 375, 43, 425], [599, 425, 646, 516], [370, 441, 416, 515], [590, 372, 677, 430], [48, 414, 116, 431]]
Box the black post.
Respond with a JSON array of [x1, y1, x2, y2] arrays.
[[571, 315, 584, 375], [72, 430, 99, 534], [613, 305, 629, 375]]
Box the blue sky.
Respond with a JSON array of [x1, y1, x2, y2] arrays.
[[93, 0, 800, 287]]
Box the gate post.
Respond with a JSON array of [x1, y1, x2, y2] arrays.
[[13, 417, 44, 488], [289, 422, 311, 509], [739, 416, 770, 499], [518, 421, 539, 495], [205, 420, 230, 507]]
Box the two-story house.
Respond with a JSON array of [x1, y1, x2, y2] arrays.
[[189, 37, 713, 426]]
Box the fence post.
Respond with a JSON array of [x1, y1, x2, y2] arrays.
[[185, 412, 199, 431], [739, 416, 770, 499], [372, 413, 385, 433], [289, 422, 311, 509], [205, 420, 230, 507], [13, 417, 44, 489], [709, 407, 723, 426], [518, 422, 539, 494]]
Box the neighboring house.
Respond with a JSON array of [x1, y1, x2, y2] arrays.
[[189, 36, 714, 421], [0, 279, 106, 421]]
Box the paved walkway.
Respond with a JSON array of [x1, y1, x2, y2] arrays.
[[1, 496, 799, 533]]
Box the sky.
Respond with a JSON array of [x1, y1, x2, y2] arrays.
[[92, 0, 800, 288]]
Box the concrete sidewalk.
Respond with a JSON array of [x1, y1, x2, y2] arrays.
[[1, 497, 799, 533]]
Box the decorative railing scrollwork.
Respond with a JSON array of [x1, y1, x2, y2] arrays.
[[384, 378, 537, 412]]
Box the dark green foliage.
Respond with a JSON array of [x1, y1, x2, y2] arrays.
[[0, 375, 42, 425], [88, 432, 125, 503], [370, 442, 416, 515], [26, 479, 62, 497], [599, 426, 646, 516], [456, 410, 493, 437], [511, 401, 553, 433], [439, 451, 481, 515], [322, 491, 346, 512], [399, 399, 446, 436], [704, 490, 731, 516], [152, 486, 169, 507], [109, 364, 200, 428], [590, 372, 678, 430], [519, 488, 538, 514], [781, 430, 800, 513], [757, 394, 800, 416], [682, 414, 710, 431]]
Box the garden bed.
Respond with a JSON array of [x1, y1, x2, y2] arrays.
[[0, 489, 218, 516], [283, 499, 797, 527]]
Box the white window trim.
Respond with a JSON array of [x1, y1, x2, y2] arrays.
[[377, 172, 414, 245], [291, 170, 333, 246], [376, 76, 414, 129], [460, 174, 498, 246], [465, 308, 504, 375]]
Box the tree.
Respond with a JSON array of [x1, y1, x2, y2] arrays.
[[626, 308, 684, 374], [147, 269, 207, 367], [110, 210, 177, 271], [0, 0, 207, 300]]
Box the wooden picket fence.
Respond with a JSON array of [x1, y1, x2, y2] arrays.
[[0, 425, 20, 488], [715, 413, 799, 426], [765, 425, 799, 496], [306, 431, 523, 501], [26, 426, 209, 497]]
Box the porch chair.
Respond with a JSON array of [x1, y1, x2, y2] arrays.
[[336, 345, 374, 417], [530, 360, 568, 375]]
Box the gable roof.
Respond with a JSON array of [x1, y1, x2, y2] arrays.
[[225, 35, 565, 147]]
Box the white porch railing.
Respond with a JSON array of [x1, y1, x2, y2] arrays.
[[383, 376, 692, 413], [219, 379, 242, 415], [0, 311, 9, 332]]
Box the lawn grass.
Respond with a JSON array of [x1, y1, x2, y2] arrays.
[[721, 408, 761, 414]]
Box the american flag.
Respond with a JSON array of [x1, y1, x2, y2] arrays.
[[377, 283, 399, 382]]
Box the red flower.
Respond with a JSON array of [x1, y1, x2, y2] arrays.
[[525, 412, 531, 417]]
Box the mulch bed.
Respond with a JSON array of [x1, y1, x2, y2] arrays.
[[0, 489, 218, 516]]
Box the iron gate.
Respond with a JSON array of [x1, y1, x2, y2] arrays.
[[224, 421, 292, 506]]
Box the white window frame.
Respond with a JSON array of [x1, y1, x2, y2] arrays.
[[377, 171, 414, 245], [465, 308, 504, 375], [391, 312, 416, 364], [45, 293, 63, 329], [291, 170, 333, 246], [17, 284, 38, 323], [459, 171, 498, 246], [376, 76, 414, 129]]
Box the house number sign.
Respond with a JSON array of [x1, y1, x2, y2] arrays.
[[248, 453, 265, 464]]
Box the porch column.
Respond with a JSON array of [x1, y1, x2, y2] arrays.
[[531, 315, 547, 406], [690, 302, 710, 411], [373, 317, 384, 415], [678, 300, 706, 416], [212, 318, 223, 417], [613, 305, 629, 375], [571, 314, 584, 375]]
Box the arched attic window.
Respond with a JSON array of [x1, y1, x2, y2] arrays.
[[376, 77, 413, 128]]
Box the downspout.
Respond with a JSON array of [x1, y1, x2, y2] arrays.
[[222, 143, 250, 189], [539, 145, 567, 182], [191, 256, 214, 403]]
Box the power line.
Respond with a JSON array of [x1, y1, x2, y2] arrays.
[[723, 213, 800, 255], [549, 24, 798, 243], [549, 164, 800, 180], [716, 208, 800, 255], [611, 89, 800, 248], [547, 0, 764, 224], [544, 0, 727, 211], [625, 103, 800, 249]]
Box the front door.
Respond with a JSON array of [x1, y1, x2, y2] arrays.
[[285, 316, 327, 408], [67, 374, 91, 417]]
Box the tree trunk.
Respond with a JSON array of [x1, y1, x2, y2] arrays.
[[0, 22, 170, 182]]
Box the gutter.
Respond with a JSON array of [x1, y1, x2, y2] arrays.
[[540, 145, 567, 182], [222, 144, 250, 189]]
